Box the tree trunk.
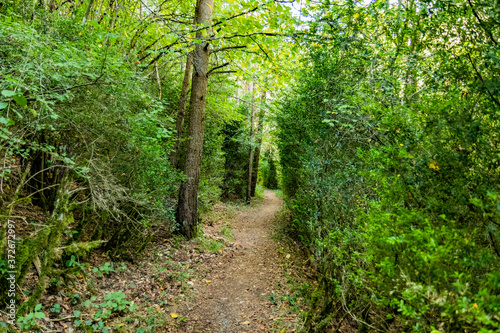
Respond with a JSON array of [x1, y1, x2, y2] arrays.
[[154, 45, 163, 99], [251, 90, 266, 196], [82, 0, 95, 25], [170, 54, 193, 169], [246, 82, 256, 203], [95, 0, 104, 21], [176, 0, 214, 239]]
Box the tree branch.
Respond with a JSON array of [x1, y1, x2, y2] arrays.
[[210, 70, 237, 75], [467, 53, 500, 107], [249, 35, 270, 59], [207, 62, 230, 76], [190, 1, 273, 35], [208, 32, 281, 41], [467, 0, 498, 46], [211, 45, 246, 53], [26, 73, 106, 102]]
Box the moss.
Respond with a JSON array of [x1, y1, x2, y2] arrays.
[[16, 227, 50, 287], [18, 175, 74, 315], [64, 241, 103, 258]]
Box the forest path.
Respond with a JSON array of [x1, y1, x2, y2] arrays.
[[172, 190, 295, 332]]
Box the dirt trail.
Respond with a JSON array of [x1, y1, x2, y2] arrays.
[[177, 190, 291, 332]]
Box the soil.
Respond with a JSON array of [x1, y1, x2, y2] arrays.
[[2, 189, 304, 333], [169, 189, 300, 332]]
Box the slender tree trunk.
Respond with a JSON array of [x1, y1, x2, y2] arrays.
[[154, 45, 162, 100], [246, 82, 256, 204], [108, 0, 119, 32], [48, 0, 56, 12], [95, 0, 104, 21], [82, 0, 95, 25], [251, 90, 266, 196], [170, 54, 193, 169], [176, 0, 214, 239]]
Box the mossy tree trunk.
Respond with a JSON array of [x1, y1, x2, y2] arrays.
[[18, 174, 74, 314]]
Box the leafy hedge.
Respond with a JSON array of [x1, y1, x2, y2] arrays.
[[277, 0, 500, 331]]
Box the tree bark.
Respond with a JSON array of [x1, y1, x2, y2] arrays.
[[246, 82, 256, 204], [170, 54, 193, 169], [154, 45, 162, 100], [95, 0, 104, 21], [176, 0, 214, 239], [251, 90, 266, 196], [82, 0, 95, 25]]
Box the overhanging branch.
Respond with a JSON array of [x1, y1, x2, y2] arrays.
[[207, 62, 230, 76], [211, 45, 246, 53], [210, 70, 237, 75]]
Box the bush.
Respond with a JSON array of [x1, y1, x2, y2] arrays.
[[276, 2, 500, 331]]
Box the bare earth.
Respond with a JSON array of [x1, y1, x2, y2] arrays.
[[172, 189, 297, 332]]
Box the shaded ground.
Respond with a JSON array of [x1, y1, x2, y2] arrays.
[[2, 190, 303, 332], [170, 189, 298, 333]]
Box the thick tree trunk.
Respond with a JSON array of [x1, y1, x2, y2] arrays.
[[170, 54, 193, 169], [246, 82, 256, 204], [251, 90, 266, 196], [176, 0, 214, 239]]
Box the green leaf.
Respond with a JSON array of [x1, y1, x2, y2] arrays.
[[34, 312, 45, 319], [13, 94, 27, 107], [1, 90, 15, 97], [0, 116, 14, 126], [74, 310, 81, 318], [0, 102, 8, 110]]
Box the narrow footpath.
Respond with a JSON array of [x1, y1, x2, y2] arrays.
[[171, 190, 298, 332]]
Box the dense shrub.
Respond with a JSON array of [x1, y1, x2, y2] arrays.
[[0, 10, 238, 313], [277, 0, 500, 331]]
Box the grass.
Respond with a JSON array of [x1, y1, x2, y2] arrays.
[[273, 189, 283, 198], [220, 225, 234, 240], [255, 184, 265, 199], [199, 237, 225, 253]]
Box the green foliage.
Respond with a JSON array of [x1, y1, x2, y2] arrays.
[[221, 114, 250, 200], [198, 115, 226, 212], [50, 303, 61, 313], [79, 291, 136, 330], [0, 4, 181, 311], [277, 0, 500, 331], [0, 0, 297, 325], [196, 228, 226, 253], [93, 262, 126, 277], [17, 303, 45, 330], [65, 255, 86, 273], [64, 241, 103, 257], [261, 152, 279, 189], [220, 225, 234, 240]]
